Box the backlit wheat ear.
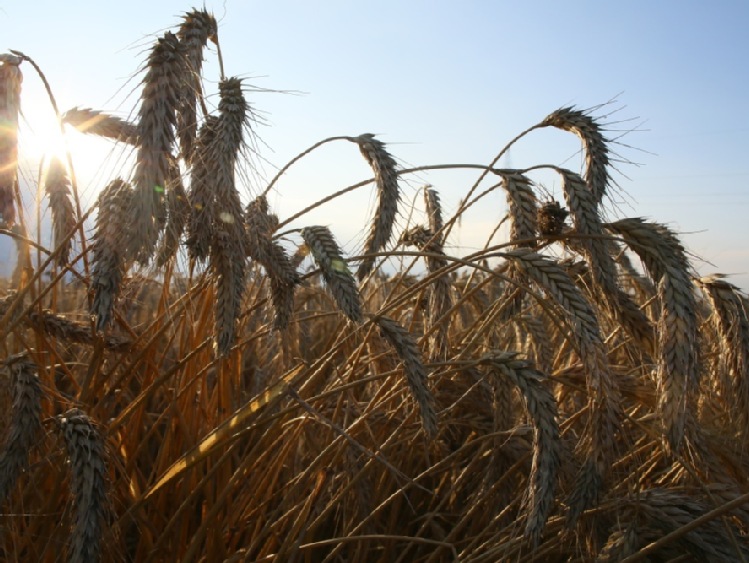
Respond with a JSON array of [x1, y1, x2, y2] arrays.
[[479, 351, 560, 547], [502, 172, 538, 246], [698, 276, 749, 430], [156, 157, 189, 267], [209, 77, 250, 356], [91, 179, 132, 332], [301, 225, 362, 323], [59, 408, 107, 563], [542, 106, 610, 207], [176, 8, 217, 162], [186, 114, 218, 260], [606, 218, 698, 452], [246, 195, 299, 329], [61, 107, 138, 144], [424, 185, 443, 235], [0, 57, 22, 227], [503, 248, 622, 520], [128, 32, 184, 264], [559, 168, 652, 349], [44, 157, 76, 268], [354, 134, 400, 281], [0, 354, 42, 505], [375, 315, 437, 438]]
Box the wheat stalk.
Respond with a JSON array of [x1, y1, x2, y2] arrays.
[[0, 354, 42, 505], [0, 57, 22, 227], [301, 225, 362, 323], [59, 408, 107, 563], [354, 134, 400, 281], [61, 107, 137, 144]]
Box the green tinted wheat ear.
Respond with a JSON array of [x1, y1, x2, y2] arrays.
[[0, 57, 22, 227], [375, 315, 438, 437], [607, 218, 698, 452], [479, 351, 560, 547], [176, 8, 217, 162], [59, 408, 107, 563], [354, 134, 400, 280], [301, 226, 362, 323], [542, 106, 611, 207], [61, 107, 138, 144], [91, 179, 132, 332], [44, 157, 76, 268], [0, 355, 42, 505], [128, 32, 184, 264]]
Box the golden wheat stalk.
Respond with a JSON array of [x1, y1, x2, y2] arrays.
[[59, 408, 107, 563], [0, 57, 22, 227], [354, 134, 400, 281], [61, 107, 137, 144], [0, 354, 41, 505]]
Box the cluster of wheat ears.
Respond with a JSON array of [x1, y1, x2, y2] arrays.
[[0, 8, 748, 563]]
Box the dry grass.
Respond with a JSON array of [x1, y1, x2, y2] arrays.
[[1, 9, 748, 562]]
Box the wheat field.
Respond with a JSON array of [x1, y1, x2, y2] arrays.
[[1, 8, 749, 563]]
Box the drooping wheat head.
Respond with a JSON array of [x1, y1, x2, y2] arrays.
[[301, 225, 362, 324], [354, 134, 400, 281], [61, 107, 138, 145]]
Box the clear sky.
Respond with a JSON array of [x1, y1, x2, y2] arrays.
[[1, 1, 748, 290]]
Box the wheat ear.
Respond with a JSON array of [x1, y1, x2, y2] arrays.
[[479, 351, 560, 547], [209, 77, 249, 356], [542, 106, 610, 207], [61, 107, 137, 144], [185, 114, 218, 260], [176, 8, 217, 162], [301, 225, 362, 323], [128, 32, 184, 264], [155, 157, 189, 267], [0, 354, 42, 504], [0, 57, 22, 227], [375, 315, 438, 437], [504, 248, 621, 520], [91, 179, 132, 332], [354, 134, 400, 280], [44, 157, 76, 267], [606, 218, 698, 452], [59, 408, 107, 563]]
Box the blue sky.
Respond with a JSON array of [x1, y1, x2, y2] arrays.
[[1, 1, 748, 289]]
